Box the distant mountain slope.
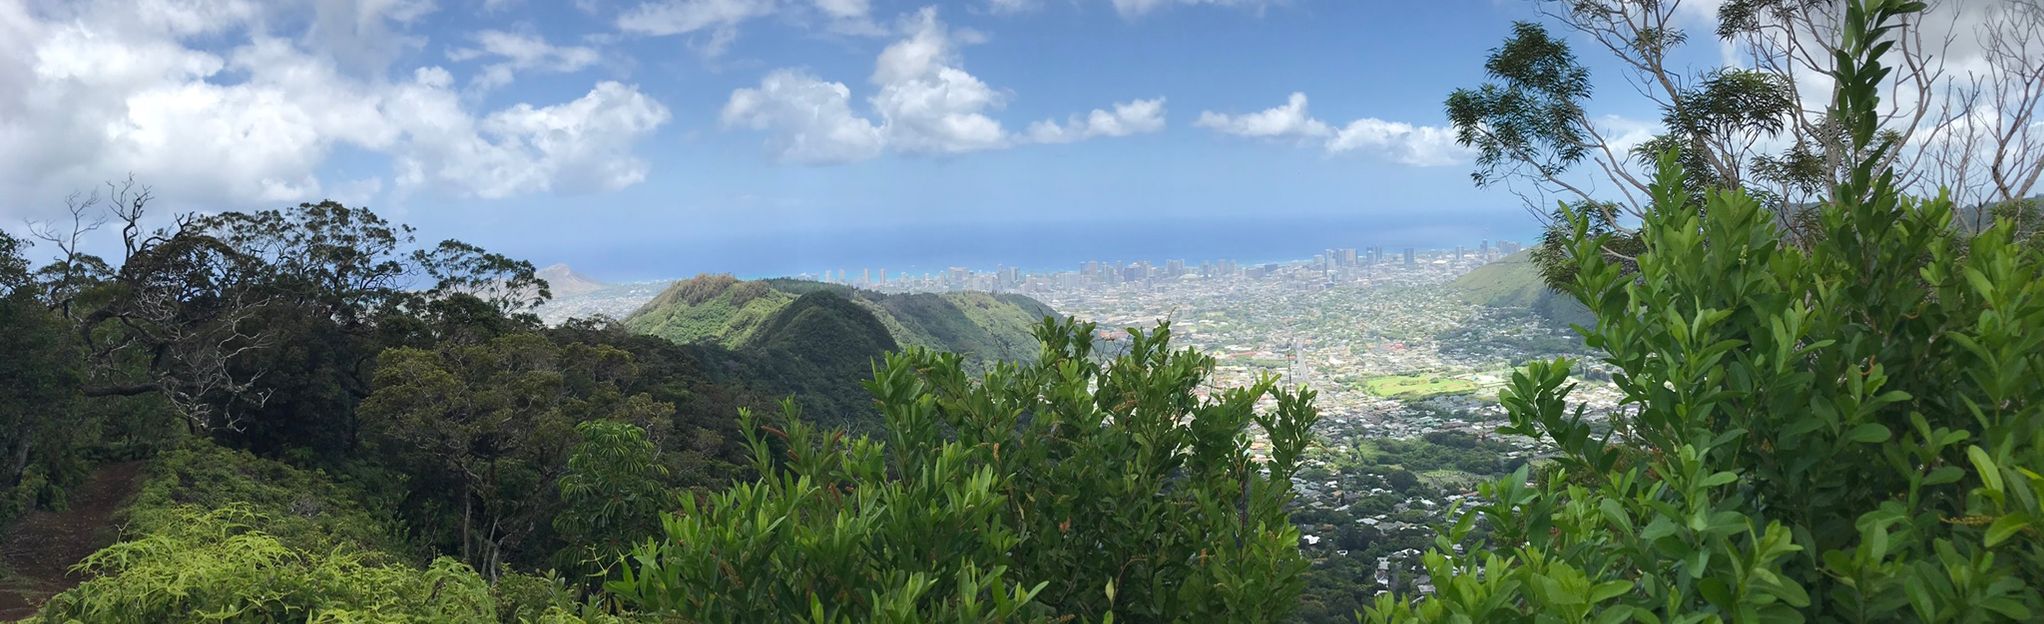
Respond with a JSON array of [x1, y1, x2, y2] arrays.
[[528, 265, 672, 325], [1450, 252, 1595, 327], [625, 275, 794, 347], [624, 274, 1058, 367], [535, 263, 605, 297]]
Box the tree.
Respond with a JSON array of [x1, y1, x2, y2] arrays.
[[607, 318, 1321, 622], [1449, 0, 2044, 288], [1372, 2, 2042, 620], [28, 188, 547, 442], [1386, 469, 1422, 492], [358, 332, 672, 576], [554, 420, 671, 579], [0, 232, 87, 517]]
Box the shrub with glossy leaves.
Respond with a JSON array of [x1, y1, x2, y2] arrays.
[[1368, 2, 2041, 622], [607, 318, 1321, 623]]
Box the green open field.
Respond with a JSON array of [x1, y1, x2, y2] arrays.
[[1360, 374, 1478, 399]]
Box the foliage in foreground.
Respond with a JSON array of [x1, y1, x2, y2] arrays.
[[27, 441, 625, 623], [607, 318, 1322, 623], [1370, 2, 2042, 622]]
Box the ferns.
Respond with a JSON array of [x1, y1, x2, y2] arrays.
[[33, 505, 496, 623]]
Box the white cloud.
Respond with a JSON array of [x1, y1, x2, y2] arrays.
[[447, 30, 601, 90], [723, 7, 1152, 163], [812, 0, 868, 20], [1326, 118, 1467, 167], [985, 0, 1039, 15], [1194, 92, 1330, 141], [868, 8, 1009, 154], [615, 0, 776, 36], [612, 0, 882, 54], [1198, 92, 1469, 166], [0, 0, 671, 218], [1027, 98, 1168, 143], [722, 69, 885, 164], [1111, 0, 1277, 18], [306, 0, 440, 75], [1592, 114, 1659, 159]]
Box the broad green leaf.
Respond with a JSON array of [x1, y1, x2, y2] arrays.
[[1968, 446, 2005, 495], [1845, 423, 1890, 444], [1984, 513, 2030, 548]]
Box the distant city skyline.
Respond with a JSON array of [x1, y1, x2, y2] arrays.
[[552, 216, 1529, 284], [536, 213, 1539, 282]]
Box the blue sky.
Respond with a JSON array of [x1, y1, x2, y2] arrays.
[[0, 0, 1718, 279]]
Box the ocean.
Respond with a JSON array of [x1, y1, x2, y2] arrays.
[[548, 214, 1539, 282]]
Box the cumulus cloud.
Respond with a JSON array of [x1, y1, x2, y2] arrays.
[[1326, 119, 1467, 167], [722, 70, 886, 164], [1194, 92, 1331, 141], [0, 0, 671, 218], [1026, 98, 1168, 144], [868, 8, 1009, 154], [722, 7, 1158, 163], [1197, 92, 1469, 166]]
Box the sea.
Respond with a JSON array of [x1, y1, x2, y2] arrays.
[[546, 214, 1538, 282]]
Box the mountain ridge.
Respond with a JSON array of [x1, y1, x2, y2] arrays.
[[625, 274, 1059, 368], [1448, 251, 1595, 328]]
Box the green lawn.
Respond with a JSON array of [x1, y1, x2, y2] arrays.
[[1361, 375, 1478, 399]]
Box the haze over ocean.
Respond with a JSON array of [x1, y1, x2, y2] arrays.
[[539, 214, 1539, 282]]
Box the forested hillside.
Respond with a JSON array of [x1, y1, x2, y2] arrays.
[[624, 274, 1055, 368], [1447, 251, 1594, 328]]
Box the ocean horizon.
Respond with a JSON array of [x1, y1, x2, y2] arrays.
[[538, 214, 1540, 282]]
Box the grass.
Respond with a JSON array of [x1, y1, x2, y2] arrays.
[[1361, 375, 1478, 399], [1419, 469, 1484, 488]]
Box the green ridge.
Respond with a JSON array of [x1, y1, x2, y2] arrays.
[[1447, 251, 1595, 327], [625, 274, 1057, 366]]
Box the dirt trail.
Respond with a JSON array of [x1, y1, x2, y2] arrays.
[[0, 461, 147, 620]]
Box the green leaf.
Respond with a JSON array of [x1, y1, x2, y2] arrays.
[[1903, 575, 1935, 622], [1968, 446, 2005, 495], [1923, 466, 1963, 486], [1984, 513, 2030, 548], [1845, 423, 1890, 444], [1699, 471, 1739, 488], [1589, 580, 1634, 603]]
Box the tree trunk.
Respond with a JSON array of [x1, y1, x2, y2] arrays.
[[4, 427, 31, 490], [461, 480, 474, 565]]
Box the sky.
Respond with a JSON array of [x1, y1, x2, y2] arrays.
[[0, 0, 1728, 279]]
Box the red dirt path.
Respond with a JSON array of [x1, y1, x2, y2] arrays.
[[0, 461, 147, 620]]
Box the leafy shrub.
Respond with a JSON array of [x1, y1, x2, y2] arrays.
[[607, 318, 1321, 622], [1368, 3, 2042, 621], [127, 442, 410, 560]]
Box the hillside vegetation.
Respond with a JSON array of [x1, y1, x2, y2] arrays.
[[1447, 251, 1595, 327], [624, 274, 1056, 368]]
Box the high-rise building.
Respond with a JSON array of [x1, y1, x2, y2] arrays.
[[1404, 248, 1416, 266]]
